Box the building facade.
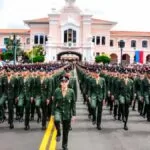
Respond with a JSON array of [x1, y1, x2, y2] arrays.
[[0, 0, 150, 64]]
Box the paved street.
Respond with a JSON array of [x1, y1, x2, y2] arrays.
[[0, 73, 150, 150]]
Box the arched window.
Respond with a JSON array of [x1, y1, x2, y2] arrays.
[[131, 40, 136, 48], [110, 40, 114, 47], [34, 35, 38, 44], [39, 35, 44, 44], [102, 36, 106, 45], [142, 40, 148, 48], [64, 29, 77, 43], [34, 34, 46, 45], [96, 36, 100, 45]]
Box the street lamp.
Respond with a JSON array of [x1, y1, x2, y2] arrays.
[[118, 40, 125, 66], [10, 34, 20, 65]]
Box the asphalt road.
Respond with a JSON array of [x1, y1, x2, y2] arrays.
[[0, 71, 150, 150]]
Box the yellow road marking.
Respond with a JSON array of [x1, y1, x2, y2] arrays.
[[49, 128, 57, 150], [39, 117, 54, 150]]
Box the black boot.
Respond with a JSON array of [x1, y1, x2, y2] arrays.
[[9, 123, 14, 129], [42, 125, 46, 130], [24, 125, 30, 130], [97, 126, 102, 130], [124, 123, 128, 131]]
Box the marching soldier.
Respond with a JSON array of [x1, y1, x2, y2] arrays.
[[142, 70, 150, 121], [24, 69, 33, 130], [16, 70, 25, 122], [52, 75, 76, 150], [5, 69, 16, 129], [40, 69, 50, 130], [118, 70, 134, 130], [88, 68, 106, 130], [0, 69, 6, 123]]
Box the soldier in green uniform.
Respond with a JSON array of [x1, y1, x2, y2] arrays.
[[52, 75, 76, 150], [119, 70, 134, 130], [0, 68, 6, 123], [142, 70, 150, 121], [88, 68, 106, 130], [30, 70, 36, 121], [16, 70, 25, 122], [24, 69, 33, 130], [134, 72, 144, 115], [47, 71, 55, 120], [40, 69, 50, 130], [5, 69, 16, 129]]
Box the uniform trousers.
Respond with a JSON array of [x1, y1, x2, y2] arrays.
[[55, 119, 71, 149]]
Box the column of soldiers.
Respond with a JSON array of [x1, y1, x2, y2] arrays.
[[77, 63, 150, 131], [0, 63, 68, 130]]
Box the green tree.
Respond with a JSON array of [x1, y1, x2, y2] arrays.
[[1, 50, 13, 61], [5, 34, 23, 61], [25, 45, 45, 63], [95, 54, 110, 64]]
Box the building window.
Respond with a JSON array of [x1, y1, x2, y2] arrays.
[[142, 40, 148, 48], [92, 36, 95, 43], [73, 30, 76, 43], [4, 38, 9, 45], [96, 52, 100, 56], [34, 34, 46, 45], [45, 36, 48, 43], [26, 38, 30, 45], [64, 29, 77, 43], [40, 35, 44, 44], [96, 36, 100, 45], [131, 40, 136, 48], [110, 40, 114, 47], [34, 35, 38, 44], [102, 37, 106, 45]]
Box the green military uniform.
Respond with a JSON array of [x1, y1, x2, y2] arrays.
[[41, 77, 50, 129], [134, 76, 143, 114], [47, 75, 55, 119], [5, 75, 16, 129], [0, 74, 6, 122], [119, 77, 133, 130], [142, 76, 150, 121], [24, 75, 33, 130], [88, 72, 106, 130], [52, 85, 76, 150], [34, 75, 42, 123]]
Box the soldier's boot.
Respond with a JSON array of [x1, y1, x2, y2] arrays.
[[24, 124, 30, 130], [124, 122, 128, 130], [97, 124, 102, 130], [42, 125, 46, 130], [9, 123, 14, 129]]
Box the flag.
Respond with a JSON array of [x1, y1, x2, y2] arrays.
[[135, 51, 140, 63], [139, 51, 144, 64], [135, 50, 144, 64]]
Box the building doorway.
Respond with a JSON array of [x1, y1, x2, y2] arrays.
[[57, 51, 82, 61]]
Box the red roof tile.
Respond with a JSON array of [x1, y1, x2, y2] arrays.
[[24, 17, 49, 23], [92, 18, 117, 25], [111, 31, 150, 37], [0, 29, 30, 34]]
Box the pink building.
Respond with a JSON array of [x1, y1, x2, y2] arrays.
[[0, 0, 150, 64]]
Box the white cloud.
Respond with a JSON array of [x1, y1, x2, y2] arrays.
[[0, 0, 150, 31]]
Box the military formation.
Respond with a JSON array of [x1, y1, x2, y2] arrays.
[[1, 61, 150, 150], [77, 63, 150, 131], [0, 63, 77, 130]]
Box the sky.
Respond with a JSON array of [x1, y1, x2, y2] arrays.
[[0, 0, 150, 31]]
